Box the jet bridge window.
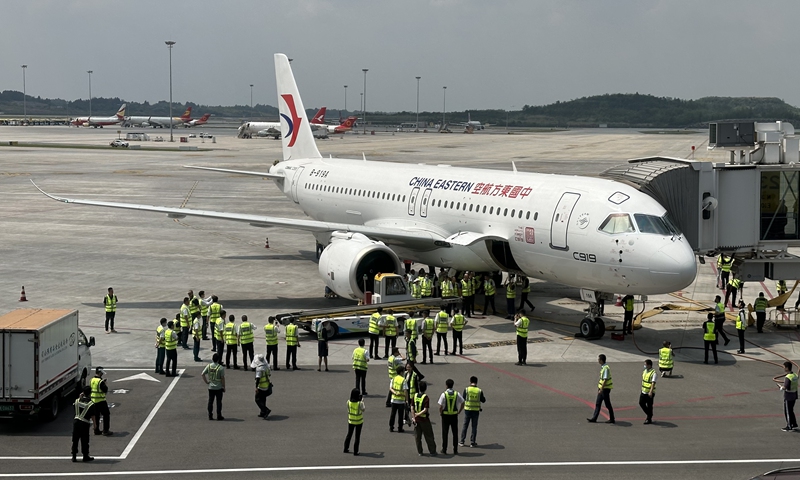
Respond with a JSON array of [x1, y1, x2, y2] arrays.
[[599, 213, 635, 234], [760, 171, 800, 241]]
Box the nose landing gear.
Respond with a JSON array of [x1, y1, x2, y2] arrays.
[[576, 290, 609, 340]]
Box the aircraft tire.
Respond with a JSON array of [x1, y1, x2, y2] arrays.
[[579, 318, 596, 338], [593, 318, 605, 338]]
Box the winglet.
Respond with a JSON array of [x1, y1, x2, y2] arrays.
[[30, 180, 69, 203], [511, 161, 518, 173], [274, 54, 321, 162]]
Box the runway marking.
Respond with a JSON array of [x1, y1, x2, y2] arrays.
[[686, 396, 715, 403], [617, 413, 782, 421], [0, 369, 183, 461], [723, 391, 750, 397], [2, 458, 800, 477]]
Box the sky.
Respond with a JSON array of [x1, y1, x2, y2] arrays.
[[2, 0, 800, 114]]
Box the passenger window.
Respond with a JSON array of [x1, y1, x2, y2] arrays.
[[457, 202, 460, 209], [482, 206, 487, 214], [403, 196, 406, 202], [463, 203, 467, 210], [526, 211, 530, 220], [511, 209, 515, 217], [504, 208, 508, 216], [469, 204, 473, 212], [490, 206, 494, 214], [534, 212, 538, 220], [423, 198, 428, 205], [438, 200, 441, 207], [391, 194, 395, 201], [599, 213, 635, 234]]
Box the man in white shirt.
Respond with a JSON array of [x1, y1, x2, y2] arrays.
[[438, 378, 465, 455]]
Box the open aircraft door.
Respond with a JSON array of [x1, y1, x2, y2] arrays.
[[550, 192, 581, 251], [290, 166, 305, 203]]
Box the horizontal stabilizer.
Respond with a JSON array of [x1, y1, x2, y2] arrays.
[[183, 165, 283, 179]]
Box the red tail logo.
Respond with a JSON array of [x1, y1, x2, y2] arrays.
[[181, 106, 192, 119], [311, 107, 326, 125]]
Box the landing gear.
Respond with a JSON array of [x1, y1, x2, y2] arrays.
[[576, 289, 610, 340]]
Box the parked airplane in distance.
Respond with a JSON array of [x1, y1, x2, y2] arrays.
[[238, 107, 326, 139], [310, 111, 359, 135], [184, 113, 211, 128], [454, 112, 484, 130], [34, 54, 697, 340], [70, 104, 126, 128], [126, 106, 192, 128]]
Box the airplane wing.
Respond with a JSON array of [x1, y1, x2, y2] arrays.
[[31, 181, 444, 249], [183, 165, 284, 180]]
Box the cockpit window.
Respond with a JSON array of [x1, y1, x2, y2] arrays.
[[599, 213, 635, 234], [634, 214, 681, 235]]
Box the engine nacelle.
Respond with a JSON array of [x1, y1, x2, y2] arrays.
[[318, 232, 404, 300]]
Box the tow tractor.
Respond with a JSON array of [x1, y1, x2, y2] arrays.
[[277, 273, 459, 339]]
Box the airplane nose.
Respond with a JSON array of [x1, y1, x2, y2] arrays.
[[649, 239, 697, 292]]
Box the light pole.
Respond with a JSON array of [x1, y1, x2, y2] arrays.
[[506, 105, 515, 131], [343, 85, 347, 115], [165, 40, 176, 142], [360, 93, 363, 113], [21, 65, 27, 123], [362, 69, 368, 134], [250, 84, 254, 110], [415, 76, 421, 132], [442, 86, 447, 127], [87, 70, 93, 118]]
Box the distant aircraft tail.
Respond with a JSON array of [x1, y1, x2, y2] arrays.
[[341, 116, 357, 128], [274, 53, 321, 161], [310, 107, 326, 125], [116, 104, 127, 119], [181, 106, 192, 120], [198, 113, 211, 122]]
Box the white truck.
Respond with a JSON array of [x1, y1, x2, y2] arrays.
[[0, 309, 94, 420]]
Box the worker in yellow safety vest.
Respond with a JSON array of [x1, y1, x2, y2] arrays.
[[658, 341, 674, 377], [353, 338, 369, 395], [421, 311, 435, 364], [587, 354, 614, 424], [703, 313, 718, 364], [208, 296, 223, 353], [420, 272, 432, 298], [449, 308, 466, 355], [179, 297, 191, 349], [481, 273, 497, 316], [622, 294, 635, 335], [411, 278, 422, 299], [155, 317, 167, 374], [368, 307, 383, 360], [198, 290, 211, 340], [459, 376, 485, 447], [435, 310, 449, 356], [755, 292, 769, 333], [717, 254, 733, 289], [344, 388, 365, 455], [164, 320, 179, 377], [285, 319, 300, 370], [223, 314, 239, 370], [71, 386, 96, 462], [639, 359, 657, 424], [383, 310, 398, 358], [385, 347, 404, 408], [504, 275, 516, 319], [713, 295, 730, 346], [103, 287, 118, 334], [264, 316, 281, 370], [780, 361, 798, 431], [735, 300, 747, 354], [239, 315, 256, 369], [461, 273, 474, 318], [725, 276, 743, 309], [90, 367, 112, 436], [389, 366, 408, 432], [405, 316, 419, 341], [513, 311, 529, 365], [777, 280, 788, 310], [192, 312, 203, 362]]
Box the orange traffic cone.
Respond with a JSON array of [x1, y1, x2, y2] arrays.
[[264, 238, 270, 249], [19, 286, 27, 302]]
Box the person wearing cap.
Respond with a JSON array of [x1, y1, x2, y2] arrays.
[[71, 385, 96, 462], [736, 300, 748, 354], [264, 317, 281, 371], [411, 381, 438, 457], [155, 317, 167, 374], [779, 361, 798, 432], [252, 353, 272, 419], [703, 313, 718, 364], [754, 292, 769, 333], [90, 367, 112, 436]]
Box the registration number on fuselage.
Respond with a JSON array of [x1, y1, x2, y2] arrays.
[[573, 252, 596, 263], [309, 169, 329, 178]]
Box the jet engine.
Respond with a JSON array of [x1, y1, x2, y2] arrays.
[[318, 232, 404, 300]]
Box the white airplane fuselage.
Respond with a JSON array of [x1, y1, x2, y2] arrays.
[[127, 116, 186, 128], [270, 157, 697, 296]]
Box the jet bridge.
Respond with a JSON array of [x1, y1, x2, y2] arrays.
[[602, 121, 800, 282]]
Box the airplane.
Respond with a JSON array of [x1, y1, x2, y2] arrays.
[[34, 54, 697, 338], [184, 113, 212, 128], [309, 108, 358, 134], [317, 116, 359, 135], [70, 104, 126, 128], [125, 106, 192, 128], [454, 112, 484, 130], [238, 107, 327, 139]]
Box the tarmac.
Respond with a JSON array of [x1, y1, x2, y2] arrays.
[[0, 125, 798, 479]]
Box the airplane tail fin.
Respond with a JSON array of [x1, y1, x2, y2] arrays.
[[311, 107, 326, 125], [343, 116, 357, 128], [181, 106, 192, 120], [199, 113, 211, 122], [116, 104, 127, 119], [274, 53, 321, 161]]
